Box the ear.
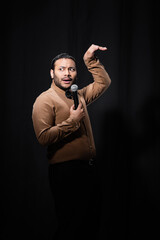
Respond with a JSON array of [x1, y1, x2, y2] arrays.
[[50, 69, 54, 79]]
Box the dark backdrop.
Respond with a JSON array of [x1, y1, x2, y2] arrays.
[[2, 0, 160, 239]]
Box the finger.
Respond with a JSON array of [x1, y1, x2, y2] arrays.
[[70, 105, 74, 110], [77, 102, 82, 109], [82, 111, 85, 117], [89, 44, 99, 52], [98, 46, 107, 51]]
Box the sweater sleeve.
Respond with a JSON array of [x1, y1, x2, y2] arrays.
[[79, 56, 111, 105], [32, 94, 80, 146]]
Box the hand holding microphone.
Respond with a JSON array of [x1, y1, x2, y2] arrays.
[[70, 103, 84, 122]]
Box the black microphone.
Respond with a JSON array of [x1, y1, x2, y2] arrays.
[[71, 84, 79, 109]]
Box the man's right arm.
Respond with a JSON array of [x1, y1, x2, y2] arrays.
[[32, 95, 83, 146]]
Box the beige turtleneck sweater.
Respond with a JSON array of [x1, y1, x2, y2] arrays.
[[32, 56, 111, 164]]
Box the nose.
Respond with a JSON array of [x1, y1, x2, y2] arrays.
[[64, 68, 70, 76]]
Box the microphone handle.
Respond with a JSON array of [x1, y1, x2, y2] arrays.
[[73, 92, 79, 109]]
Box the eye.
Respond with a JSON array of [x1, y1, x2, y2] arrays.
[[59, 67, 64, 71], [69, 67, 76, 72]]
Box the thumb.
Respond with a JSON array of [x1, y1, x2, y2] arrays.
[[70, 104, 74, 110]]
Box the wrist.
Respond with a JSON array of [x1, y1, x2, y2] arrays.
[[83, 55, 98, 67], [67, 117, 80, 130]]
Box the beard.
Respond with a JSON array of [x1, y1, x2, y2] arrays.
[[53, 74, 77, 91]]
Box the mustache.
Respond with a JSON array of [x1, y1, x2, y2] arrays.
[[62, 77, 72, 81]]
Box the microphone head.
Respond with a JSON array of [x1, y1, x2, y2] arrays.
[[71, 84, 78, 92]]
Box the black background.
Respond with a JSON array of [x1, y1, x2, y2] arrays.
[[2, 0, 160, 239]]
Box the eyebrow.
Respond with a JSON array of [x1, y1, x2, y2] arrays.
[[59, 66, 76, 68]]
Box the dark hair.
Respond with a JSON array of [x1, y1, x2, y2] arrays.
[[51, 53, 76, 70]]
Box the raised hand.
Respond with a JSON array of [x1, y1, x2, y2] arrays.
[[83, 44, 107, 61]]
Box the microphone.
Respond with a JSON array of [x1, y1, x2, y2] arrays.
[[71, 84, 79, 109], [65, 89, 72, 99]]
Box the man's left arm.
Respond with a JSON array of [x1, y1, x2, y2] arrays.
[[79, 44, 111, 105]]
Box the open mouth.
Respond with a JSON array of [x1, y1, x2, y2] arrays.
[[62, 78, 72, 84]]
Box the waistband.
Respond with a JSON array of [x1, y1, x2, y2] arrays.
[[49, 159, 96, 168]]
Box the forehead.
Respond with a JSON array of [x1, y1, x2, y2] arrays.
[[55, 58, 76, 67]]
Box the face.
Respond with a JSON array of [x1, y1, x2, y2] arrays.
[[50, 58, 77, 90]]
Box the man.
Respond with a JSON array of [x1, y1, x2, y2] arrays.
[[32, 44, 111, 239]]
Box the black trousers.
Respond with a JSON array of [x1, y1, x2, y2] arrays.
[[49, 160, 102, 240]]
